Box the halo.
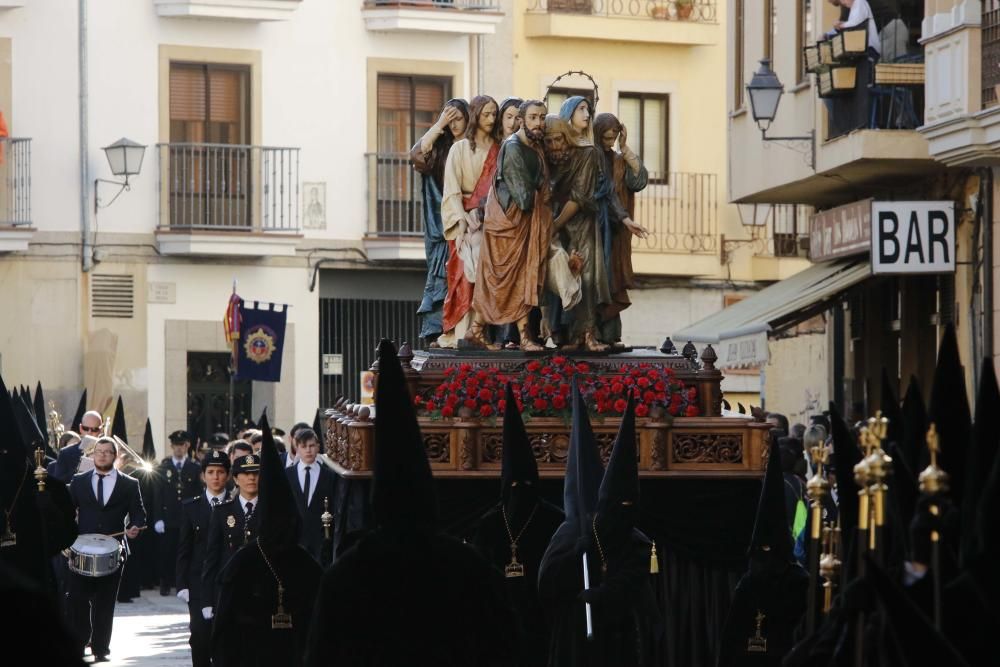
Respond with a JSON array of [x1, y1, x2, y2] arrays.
[[544, 70, 600, 111]]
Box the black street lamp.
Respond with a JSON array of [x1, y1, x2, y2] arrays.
[[745, 59, 815, 170]]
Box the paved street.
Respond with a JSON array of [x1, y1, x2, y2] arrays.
[[92, 591, 191, 666]]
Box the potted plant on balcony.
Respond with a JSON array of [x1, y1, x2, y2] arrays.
[[649, 1, 670, 19], [675, 0, 695, 20]]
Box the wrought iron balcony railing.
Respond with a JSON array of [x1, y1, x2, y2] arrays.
[[0, 137, 31, 226], [527, 0, 717, 22], [367, 152, 426, 237], [631, 172, 718, 255], [157, 143, 300, 232]]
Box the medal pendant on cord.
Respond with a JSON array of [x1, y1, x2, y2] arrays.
[[505, 545, 525, 578], [271, 584, 293, 630], [0, 525, 15, 548]]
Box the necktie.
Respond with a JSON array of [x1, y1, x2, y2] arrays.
[[97, 474, 106, 506], [245, 501, 253, 519], [176, 461, 182, 473], [212, 497, 220, 506], [303, 466, 312, 506]]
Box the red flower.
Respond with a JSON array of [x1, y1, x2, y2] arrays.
[[459, 363, 472, 373], [639, 362, 650, 369], [670, 394, 683, 407], [647, 369, 660, 380], [552, 395, 567, 410], [543, 384, 556, 396], [448, 382, 460, 393], [497, 399, 507, 413], [559, 383, 571, 396], [464, 398, 477, 410], [654, 380, 667, 392], [563, 364, 576, 375], [414, 395, 424, 407], [425, 400, 436, 412], [516, 399, 524, 411], [614, 398, 627, 413], [685, 405, 700, 417], [476, 370, 489, 382], [526, 360, 541, 372], [668, 404, 680, 416], [611, 382, 624, 394], [656, 392, 667, 402], [479, 404, 494, 417], [441, 406, 454, 418], [623, 376, 635, 387], [478, 388, 493, 402], [687, 387, 698, 400], [444, 367, 456, 377], [533, 398, 548, 411], [435, 385, 446, 396], [635, 404, 650, 418], [552, 355, 567, 365], [576, 362, 590, 373], [551, 373, 563, 384], [643, 390, 656, 403], [637, 377, 650, 389], [528, 385, 541, 398], [596, 401, 608, 414], [630, 368, 643, 377], [446, 394, 460, 408], [541, 365, 553, 376]]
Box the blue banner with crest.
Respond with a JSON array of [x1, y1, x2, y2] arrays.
[[235, 302, 288, 382]]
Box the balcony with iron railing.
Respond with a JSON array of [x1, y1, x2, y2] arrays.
[[525, 0, 717, 44], [362, 0, 504, 34], [365, 152, 720, 273], [0, 137, 33, 253], [155, 143, 302, 256]]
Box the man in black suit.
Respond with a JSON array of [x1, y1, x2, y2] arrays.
[[285, 428, 337, 563], [176, 449, 230, 667], [152, 430, 203, 596], [201, 453, 260, 622], [67, 437, 146, 662]]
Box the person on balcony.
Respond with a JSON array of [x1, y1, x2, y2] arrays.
[[834, 0, 880, 59], [592, 113, 650, 351], [409, 99, 470, 348], [441, 95, 502, 350]]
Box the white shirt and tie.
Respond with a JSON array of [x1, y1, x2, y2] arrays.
[[92, 468, 118, 505], [297, 460, 317, 507], [238, 494, 256, 518], [206, 491, 226, 506]]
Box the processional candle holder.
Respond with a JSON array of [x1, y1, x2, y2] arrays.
[[918, 422, 949, 631]]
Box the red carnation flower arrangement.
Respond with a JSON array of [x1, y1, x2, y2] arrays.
[[417, 356, 700, 424]]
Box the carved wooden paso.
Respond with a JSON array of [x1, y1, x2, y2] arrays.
[[326, 345, 769, 479]]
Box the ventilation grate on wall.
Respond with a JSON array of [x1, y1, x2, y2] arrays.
[[91, 274, 135, 319]]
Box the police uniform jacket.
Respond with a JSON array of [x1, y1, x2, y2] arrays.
[[202, 497, 259, 605], [176, 493, 225, 605], [154, 458, 203, 527]]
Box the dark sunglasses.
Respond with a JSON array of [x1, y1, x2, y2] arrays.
[[80, 425, 101, 433]]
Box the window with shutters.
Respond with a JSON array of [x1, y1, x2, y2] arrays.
[[168, 63, 252, 229], [617, 93, 669, 183], [376, 75, 450, 153]]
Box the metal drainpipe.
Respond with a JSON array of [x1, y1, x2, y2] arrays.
[[80, 0, 91, 272], [984, 167, 995, 361]]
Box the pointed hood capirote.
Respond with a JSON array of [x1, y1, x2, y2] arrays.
[[597, 392, 638, 514], [13, 394, 46, 455], [879, 367, 903, 448], [32, 382, 48, 446], [70, 389, 87, 433], [371, 339, 438, 531], [900, 376, 929, 477], [0, 373, 28, 464], [312, 408, 323, 439], [141, 419, 156, 460], [500, 382, 539, 503], [928, 322, 972, 503], [257, 412, 301, 548], [563, 378, 604, 534], [830, 402, 862, 551], [749, 430, 793, 565], [963, 357, 1000, 565], [111, 395, 128, 444]]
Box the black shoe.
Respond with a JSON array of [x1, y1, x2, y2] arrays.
[[93, 654, 110, 663], [159, 586, 171, 596]]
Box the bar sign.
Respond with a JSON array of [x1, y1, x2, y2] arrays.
[[871, 201, 955, 274]]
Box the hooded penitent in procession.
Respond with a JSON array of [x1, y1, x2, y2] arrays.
[[306, 340, 519, 667], [470, 382, 564, 667], [538, 384, 660, 667], [211, 413, 321, 667]]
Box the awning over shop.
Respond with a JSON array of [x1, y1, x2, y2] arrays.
[[673, 258, 871, 368]]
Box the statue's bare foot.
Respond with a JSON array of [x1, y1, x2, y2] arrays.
[[610, 341, 626, 351], [568, 250, 584, 277], [583, 331, 609, 353], [463, 322, 500, 351], [520, 339, 544, 352]]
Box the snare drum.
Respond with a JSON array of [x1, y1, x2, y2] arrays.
[[68, 534, 123, 577]]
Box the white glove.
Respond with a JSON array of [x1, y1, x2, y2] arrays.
[[202, 606, 213, 620], [154, 520, 165, 534], [177, 589, 190, 603]]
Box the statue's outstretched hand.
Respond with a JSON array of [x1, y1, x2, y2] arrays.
[[623, 217, 649, 239]]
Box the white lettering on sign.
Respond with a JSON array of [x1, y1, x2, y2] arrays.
[[871, 201, 955, 275]]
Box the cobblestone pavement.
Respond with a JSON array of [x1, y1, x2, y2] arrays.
[[87, 590, 191, 666]]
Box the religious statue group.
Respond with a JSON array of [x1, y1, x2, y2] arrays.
[[410, 94, 650, 353]]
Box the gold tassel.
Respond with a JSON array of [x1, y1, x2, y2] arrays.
[[650, 541, 660, 574]]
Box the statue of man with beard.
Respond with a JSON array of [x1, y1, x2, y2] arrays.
[[472, 100, 552, 350]]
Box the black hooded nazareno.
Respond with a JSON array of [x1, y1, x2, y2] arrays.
[[211, 413, 321, 667], [306, 340, 519, 667], [471, 383, 564, 667]]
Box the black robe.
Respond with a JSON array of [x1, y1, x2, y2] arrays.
[[538, 523, 660, 667], [470, 499, 564, 667], [307, 527, 520, 667], [211, 541, 321, 667]]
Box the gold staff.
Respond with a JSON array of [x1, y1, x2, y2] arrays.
[[818, 519, 841, 614], [33, 447, 48, 492], [864, 412, 891, 564], [805, 439, 831, 634], [918, 423, 949, 631]]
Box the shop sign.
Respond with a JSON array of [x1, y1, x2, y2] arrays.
[[809, 198, 872, 262], [871, 201, 955, 275]]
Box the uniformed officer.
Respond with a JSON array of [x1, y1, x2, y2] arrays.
[[201, 453, 260, 623], [176, 449, 230, 667], [153, 430, 203, 596]]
